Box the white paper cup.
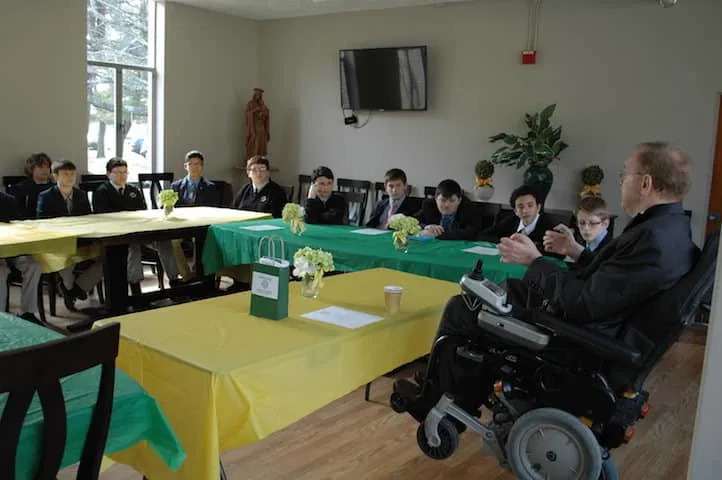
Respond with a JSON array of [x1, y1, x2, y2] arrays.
[[384, 285, 404, 314]]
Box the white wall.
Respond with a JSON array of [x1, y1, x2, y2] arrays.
[[164, 2, 259, 188], [0, 0, 87, 177], [258, 0, 722, 244]]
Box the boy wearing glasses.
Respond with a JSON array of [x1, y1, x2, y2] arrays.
[[232, 155, 287, 218], [543, 196, 612, 261]]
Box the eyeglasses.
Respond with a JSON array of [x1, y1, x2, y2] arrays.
[[577, 220, 604, 227], [247, 166, 268, 173]]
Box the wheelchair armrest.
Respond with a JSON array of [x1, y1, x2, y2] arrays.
[[533, 311, 642, 367]]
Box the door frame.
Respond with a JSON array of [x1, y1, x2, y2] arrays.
[[706, 94, 722, 238]]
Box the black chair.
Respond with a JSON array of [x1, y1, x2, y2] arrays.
[[297, 175, 312, 204], [0, 322, 120, 479], [3, 175, 26, 195], [467, 201, 502, 231], [338, 191, 368, 226], [210, 180, 234, 208], [337, 179, 371, 224], [423, 186, 436, 199], [80, 174, 108, 183], [137, 173, 174, 210], [281, 185, 295, 203]]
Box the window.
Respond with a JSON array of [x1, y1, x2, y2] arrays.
[[87, 0, 157, 181]]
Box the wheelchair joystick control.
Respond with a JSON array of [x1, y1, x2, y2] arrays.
[[459, 260, 512, 315], [469, 259, 485, 281]]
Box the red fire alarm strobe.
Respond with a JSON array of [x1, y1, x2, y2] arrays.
[[522, 50, 537, 65]]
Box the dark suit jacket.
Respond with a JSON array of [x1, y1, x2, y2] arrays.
[[524, 202, 696, 335], [304, 193, 347, 225], [477, 212, 557, 245], [92, 182, 147, 213], [414, 198, 481, 241], [12, 180, 54, 220], [37, 186, 92, 218], [232, 180, 288, 218], [366, 196, 420, 229], [0, 191, 19, 223], [171, 177, 222, 208]]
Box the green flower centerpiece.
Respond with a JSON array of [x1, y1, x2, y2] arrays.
[[580, 165, 604, 197], [293, 247, 335, 298], [474, 159, 495, 200], [158, 189, 179, 218], [388, 214, 421, 253], [282, 203, 306, 235]]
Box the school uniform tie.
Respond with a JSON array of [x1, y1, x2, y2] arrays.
[[383, 200, 397, 229]]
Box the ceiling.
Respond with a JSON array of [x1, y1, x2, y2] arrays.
[[169, 0, 479, 20]]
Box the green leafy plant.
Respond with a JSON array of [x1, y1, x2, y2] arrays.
[[581, 165, 604, 185], [489, 104, 569, 169], [157, 189, 179, 209], [474, 160, 495, 179]]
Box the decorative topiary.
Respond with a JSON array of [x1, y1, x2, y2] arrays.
[[581, 165, 604, 186], [475, 159, 495, 179]]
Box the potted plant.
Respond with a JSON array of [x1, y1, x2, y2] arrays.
[[474, 159, 495, 200], [282, 203, 306, 235], [293, 247, 335, 298], [489, 103, 569, 198], [388, 214, 421, 253], [158, 189, 179, 218], [580, 165, 604, 197]]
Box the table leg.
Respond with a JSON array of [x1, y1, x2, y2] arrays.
[[103, 244, 130, 313]]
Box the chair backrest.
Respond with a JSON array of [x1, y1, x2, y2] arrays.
[[78, 181, 104, 206], [209, 179, 234, 207], [138, 173, 174, 209], [337, 179, 371, 223], [80, 174, 108, 183], [3, 176, 26, 195], [403, 196, 424, 216], [423, 186, 436, 199], [281, 185, 295, 203], [297, 175, 312, 204], [542, 207, 574, 228], [621, 226, 720, 389], [467, 201, 502, 231], [338, 191, 368, 226], [0, 322, 120, 480]]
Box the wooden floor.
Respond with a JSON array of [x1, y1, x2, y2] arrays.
[[60, 326, 706, 480]]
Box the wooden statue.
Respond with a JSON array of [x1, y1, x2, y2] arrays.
[[245, 88, 270, 159]]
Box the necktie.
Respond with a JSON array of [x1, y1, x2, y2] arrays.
[[383, 201, 396, 228], [441, 215, 452, 230], [119, 187, 124, 197]]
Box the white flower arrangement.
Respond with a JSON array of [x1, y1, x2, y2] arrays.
[[293, 247, 335, 289], [388, 214, 422, 249], [282, 203, 306, 235]]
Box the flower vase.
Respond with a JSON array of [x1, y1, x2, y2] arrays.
[[394, 237, 409, 254], [301, 275, 320, 298], [475, 185, 495, 201], [163, 205, 174, 218]]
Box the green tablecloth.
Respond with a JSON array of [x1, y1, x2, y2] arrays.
[[202, 219, 531, 283], [0, 314, 186, 478]]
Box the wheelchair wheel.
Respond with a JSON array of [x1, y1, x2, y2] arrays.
[[506, 408, 603, 480], [599, 457, 619, 480], [390, 392, 408, 413], [416, 417, 459, 460]]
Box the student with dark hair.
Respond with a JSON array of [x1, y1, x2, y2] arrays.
[[232, 155, 287, 218], [304, 166, 347, 225], [477, 184, 556, 247], [13, 152, 54, 219], [0, 191, 42, 324], [37, 160, 103, 310], [415, 179, 480, 240], [92, 158, 181, 294], [366, 168, 418, 228], [170, 150, 221, 207]]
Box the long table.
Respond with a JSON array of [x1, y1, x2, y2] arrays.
[[96, 268, 461, 479], [202, 218, 530, 283], [0, 224, 77, 259], [0, 313, 185, 478]]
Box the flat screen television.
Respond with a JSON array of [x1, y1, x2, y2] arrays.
[[339, 46, 428, 112]]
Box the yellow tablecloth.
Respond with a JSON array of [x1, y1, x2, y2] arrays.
[[0, 224, 77, 259], [12, 208, 270, 273], [97, 268, 459, 479]]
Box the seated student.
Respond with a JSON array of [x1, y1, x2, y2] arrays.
[[415, 179, 480, 240], [477, 185, 557, 249], [367, 168, 418, 229], [171, 150, 222, 207], [92, 158, 182, 294], [232, 155, 287, 218], [0, 191, 42, 324], [13, 152, 54, 220], [304, 166, 347, 225], [544, 196, 613, 263], [37, 160, 104, 310], [400, 142, 697, 416]]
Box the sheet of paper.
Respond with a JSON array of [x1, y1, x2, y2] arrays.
[[301, 306, 385, 329], [463, 245, 500, 256], [241, 225, 284, 231], [351, 228, 389, 236]]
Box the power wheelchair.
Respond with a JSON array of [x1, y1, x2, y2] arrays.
[[391, 226, 719, 480]]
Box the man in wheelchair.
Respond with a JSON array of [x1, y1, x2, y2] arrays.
[[392, 142, 719, 479]]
